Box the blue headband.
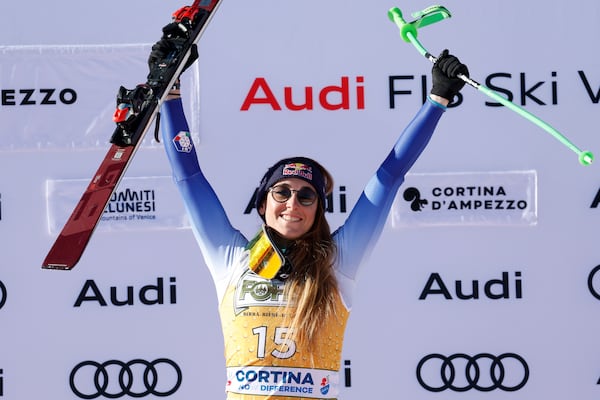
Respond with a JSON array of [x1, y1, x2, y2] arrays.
[[255, 157, 326, 211]]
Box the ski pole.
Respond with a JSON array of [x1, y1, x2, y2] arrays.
[[388, 6, 594, 166]]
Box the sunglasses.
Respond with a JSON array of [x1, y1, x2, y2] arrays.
[[269, 185, 318, 206]]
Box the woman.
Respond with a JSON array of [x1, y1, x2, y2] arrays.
[[159, 48, 468, 399]]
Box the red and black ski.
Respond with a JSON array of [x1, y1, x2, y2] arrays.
[[42, 0, 222, 270]]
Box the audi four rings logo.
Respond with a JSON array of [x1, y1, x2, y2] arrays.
[[69, 358, 182, 399], [588, 265, 600, 299], [0, 280, 6, 309], [417, 353, 529, 392]]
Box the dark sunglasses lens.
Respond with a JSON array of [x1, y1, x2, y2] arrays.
[[270, 187, 317, 205], [271, 188, 292, 202], [297, 188, 317, 205]]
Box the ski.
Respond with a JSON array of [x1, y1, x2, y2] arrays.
[[42, 0, 222, 270]]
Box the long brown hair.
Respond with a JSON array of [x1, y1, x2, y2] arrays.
[[279, 163, 340, 349]]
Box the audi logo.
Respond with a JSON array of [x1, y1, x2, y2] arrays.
[[69, 358, 182, 399], [417, 353, 529, 392], [588, 265, 600, 300], [0, 280, 6, 309]]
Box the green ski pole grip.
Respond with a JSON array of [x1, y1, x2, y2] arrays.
[[388, 7, 418, 44]]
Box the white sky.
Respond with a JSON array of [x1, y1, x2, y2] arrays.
[[0, 0, 175, 45]]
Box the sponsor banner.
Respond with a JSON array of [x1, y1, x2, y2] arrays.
[[392, 170, 537, 227], [233, 270, 286, 314], [0, 45, 199, 151], [227, 366, 339, 398], [69, 358, 182, 399], [46, 176, 189, 234], [1, 45, 147, 150], [416, 352, 529, 392], [588, 265, 600, 300], [0, 279, 6, 310]]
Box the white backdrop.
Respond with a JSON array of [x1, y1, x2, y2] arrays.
[[1, 0, 600, 399]]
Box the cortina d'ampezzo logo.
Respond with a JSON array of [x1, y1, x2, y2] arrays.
[[402, 186, 529, 212], [404, 187, 428, 211], [172, 131, 193, 153], [393, 171, 537, 227], [1, 88, 77, 106]]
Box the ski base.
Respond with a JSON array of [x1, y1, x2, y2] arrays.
[[43, 144, 135, 269], [42, 0, 222, 270]]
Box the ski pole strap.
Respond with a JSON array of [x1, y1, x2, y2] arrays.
[[388, 6, 594, 166]]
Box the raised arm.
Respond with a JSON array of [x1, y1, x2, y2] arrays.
[[333, 98, 445, 280], [160, 98, 247, 280], [334, 51, 469, 283]]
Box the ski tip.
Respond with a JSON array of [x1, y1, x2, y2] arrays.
[[41, 262, 75, 271], [42, 243, 82, 270], [42, 231, 92, 270]]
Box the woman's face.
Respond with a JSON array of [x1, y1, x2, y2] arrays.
[[259, 178, 318, 240]]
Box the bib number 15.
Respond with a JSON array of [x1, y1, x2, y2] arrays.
[[252, 326, 296, 359]]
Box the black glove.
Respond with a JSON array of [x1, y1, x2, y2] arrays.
[[148, 38, 176, 67], [431, 49, 469, 101], [148, 40, 198, 72], [147, 22, 198, 72]]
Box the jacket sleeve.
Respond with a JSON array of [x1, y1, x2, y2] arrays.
[[334, 98, 446, 284], [160, 98, 247, 281]]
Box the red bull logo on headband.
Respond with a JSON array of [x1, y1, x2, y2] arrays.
[[282, 163, 313, 181]]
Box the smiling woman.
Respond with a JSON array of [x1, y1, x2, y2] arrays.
[[255, 157, 330, 240], [155, 22, 470, 395], [260, 179, 319, 240]]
